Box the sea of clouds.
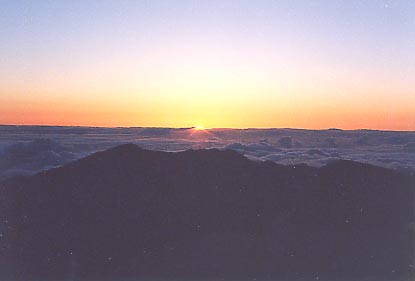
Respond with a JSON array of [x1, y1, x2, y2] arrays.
[[0, 125, 414, 180]]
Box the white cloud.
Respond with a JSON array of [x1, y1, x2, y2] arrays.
[[0, 126, 414, 179]]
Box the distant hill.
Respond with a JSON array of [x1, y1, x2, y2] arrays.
[[1, 144, 414, 281]]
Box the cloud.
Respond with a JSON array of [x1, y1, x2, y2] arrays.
[[403, 142, 415, 153], [140, 128, 174, 137], [277, 136, 293, 148], [387, 135, 412, 145], [324, 137, 337, 148], [223, 141, 343, 167], [0, 126, 414, 179], [0, 138, 79, 180], [305, 149, 329, 157], [355, 136, 371, 146], [224, 142, 282, 157]]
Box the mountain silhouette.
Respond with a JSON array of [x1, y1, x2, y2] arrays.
[[1, 144, 414, 281]]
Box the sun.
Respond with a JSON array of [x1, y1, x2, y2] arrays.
[[194, 125, 205, 131]]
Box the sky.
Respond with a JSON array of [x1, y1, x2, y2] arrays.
[[0, 0, 414, 130]]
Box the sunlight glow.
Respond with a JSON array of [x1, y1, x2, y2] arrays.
[[194, 125, 205, 131], [0, 1, 414, 130]]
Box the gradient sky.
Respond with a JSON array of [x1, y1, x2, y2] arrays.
[[1, 0, 414, 130]]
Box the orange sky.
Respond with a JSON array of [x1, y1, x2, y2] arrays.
[[1, 90, 413, 130], [1, 1, 414, 130]]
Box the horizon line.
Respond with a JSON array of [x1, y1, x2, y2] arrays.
[[0, 123, 414, 133]]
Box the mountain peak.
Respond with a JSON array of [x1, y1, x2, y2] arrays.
[[1, 145, 413, 281]]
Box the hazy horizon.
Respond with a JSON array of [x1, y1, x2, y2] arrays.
[[1, 123, 415, 132]]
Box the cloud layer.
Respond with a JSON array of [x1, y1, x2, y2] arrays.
[[0, 126, 414, 180]]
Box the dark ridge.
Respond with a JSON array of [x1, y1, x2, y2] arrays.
[[0, 144, 414, 281]]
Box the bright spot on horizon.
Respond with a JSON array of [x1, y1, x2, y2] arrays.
[[194, 125, 205, 131]]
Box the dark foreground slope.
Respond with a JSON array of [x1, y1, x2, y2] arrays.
[[0, 144, 414, 281]]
